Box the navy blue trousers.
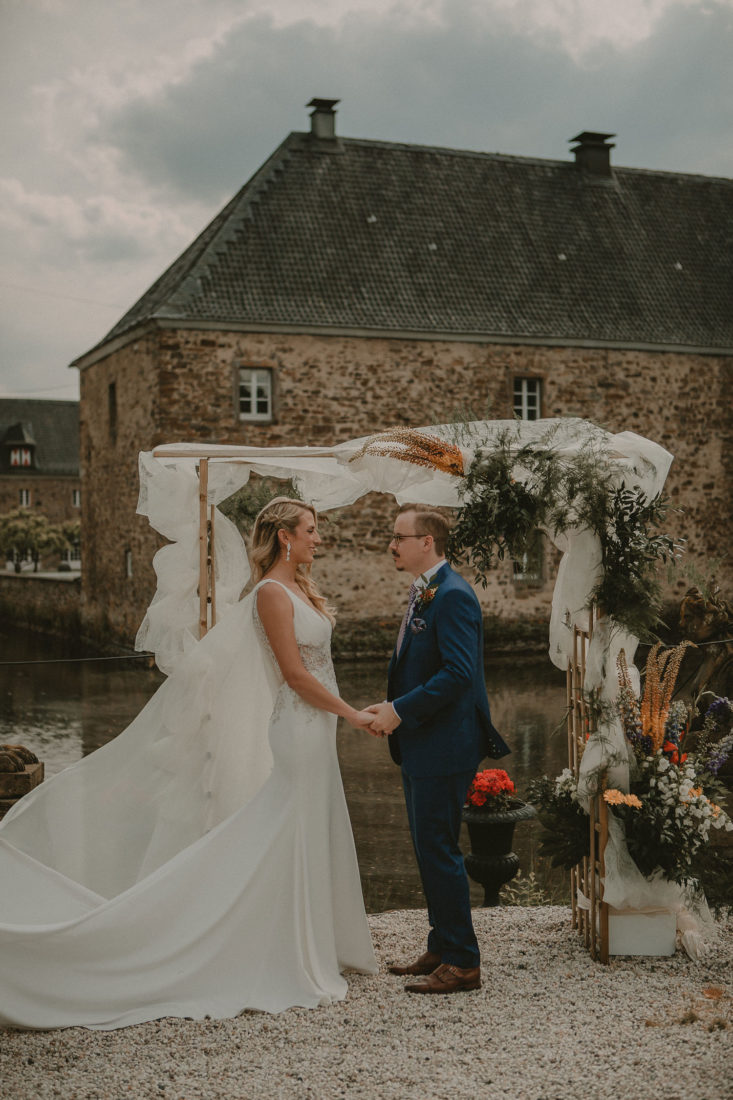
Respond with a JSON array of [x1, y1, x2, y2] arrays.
[[401, 768, 480, 969]]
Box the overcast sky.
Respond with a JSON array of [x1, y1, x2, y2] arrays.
[[1, 0, 731, 401]]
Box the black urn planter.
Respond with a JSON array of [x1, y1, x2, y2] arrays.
[[462, 800, 536, 906]]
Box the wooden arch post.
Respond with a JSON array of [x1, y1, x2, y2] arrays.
[[567, 611, 609, 964], [197, 458, 217, 639]]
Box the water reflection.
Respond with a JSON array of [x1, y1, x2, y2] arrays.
[[0, 629, 162, 775], [0, 629, 570, 911]]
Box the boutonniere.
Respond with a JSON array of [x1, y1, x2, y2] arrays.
[[410, 616, 427, 635], [414, 581, 440, 615]]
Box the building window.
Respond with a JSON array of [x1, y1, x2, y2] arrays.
[[125, 549, 133, 578], [63, 546, 81, 564], [10, 447, 32, 468], [108, 382, 117, 441], [19, 488, 30, 507], [238, 367, 273, 421], [72, 488, 81, 508], [513, 531, 544, 586], [513, 378, 542, 421]]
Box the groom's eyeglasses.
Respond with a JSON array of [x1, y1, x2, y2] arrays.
[[389, 533, 424, 543]]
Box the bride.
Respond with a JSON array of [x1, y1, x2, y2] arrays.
[[0, 497, 377, 1030]]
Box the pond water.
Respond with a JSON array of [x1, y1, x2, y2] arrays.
[[0, 627, 570, 912]]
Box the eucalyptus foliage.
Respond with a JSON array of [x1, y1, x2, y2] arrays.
[[447, 427, 684, 640], [526, 773, 590, 870]]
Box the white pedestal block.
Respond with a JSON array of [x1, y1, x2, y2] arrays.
[[608, 907, 677, 956]]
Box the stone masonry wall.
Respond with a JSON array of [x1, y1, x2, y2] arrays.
[[78, 331, 162, 646], [0, 573, 81, 638], [78, 327, 732, 651], [0, 476, 80, 524]]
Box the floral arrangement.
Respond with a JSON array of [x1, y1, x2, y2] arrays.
[[528, 643, 733, 897], [448, 425, 684, 640], [608, 645, 733, 885], [465, 768, 516, 811]]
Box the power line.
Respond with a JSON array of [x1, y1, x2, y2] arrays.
[[0, 654, 154, 666]]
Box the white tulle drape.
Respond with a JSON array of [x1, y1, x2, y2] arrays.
[[133, 418, 712, 952], [134, 452, 253, 675]]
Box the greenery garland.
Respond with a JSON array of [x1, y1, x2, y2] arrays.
[[447, 426, 683, 640]]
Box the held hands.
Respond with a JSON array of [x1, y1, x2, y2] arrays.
[[346, 702, 401, 737], [364, 701, 401, 738], [347, 708, 380, 730]]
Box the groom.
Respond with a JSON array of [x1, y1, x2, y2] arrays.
[[367, 504, 509, 994]]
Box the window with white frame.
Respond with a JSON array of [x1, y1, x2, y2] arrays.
[[19, 488, 30, 507], [72, 488, 81, 508], [239, 367, 273, 421], [513, 377, 542, 420]]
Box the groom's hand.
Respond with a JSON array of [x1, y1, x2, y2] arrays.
[[365, 701, 401, 736]]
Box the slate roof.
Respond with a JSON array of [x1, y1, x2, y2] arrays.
[[0, 400, 79, 476], [85, 132, 733, 356]]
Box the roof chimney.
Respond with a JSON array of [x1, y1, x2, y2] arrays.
[[570, 131, 615, 176], [307, 98, 340, 140]]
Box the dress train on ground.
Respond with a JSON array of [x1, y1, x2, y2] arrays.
[[0, 582, 375, 1029]]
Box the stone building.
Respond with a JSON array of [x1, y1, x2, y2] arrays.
[[0, 399, 80, 567], [72, 100, 733, 650]]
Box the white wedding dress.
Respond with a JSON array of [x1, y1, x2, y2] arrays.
[[0, 579, 376, 1030]]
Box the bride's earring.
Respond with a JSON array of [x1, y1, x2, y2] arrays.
[[286, 543, 291, 562]]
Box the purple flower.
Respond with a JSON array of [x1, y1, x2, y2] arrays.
[[706, 733, 733, 776], [705, 697, 732, 733]]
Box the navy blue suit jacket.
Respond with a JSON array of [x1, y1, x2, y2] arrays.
[[387, 562, 510, 778]]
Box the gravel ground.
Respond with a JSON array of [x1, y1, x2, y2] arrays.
[[2, 906, 732, 1100]]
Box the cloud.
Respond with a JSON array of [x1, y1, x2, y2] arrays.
[[0, 0, 730, 393], [95, 0, 733, 208]]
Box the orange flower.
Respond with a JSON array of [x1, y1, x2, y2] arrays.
[[603, 789, 642, 809]]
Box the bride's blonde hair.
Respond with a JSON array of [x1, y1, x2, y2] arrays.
[[251, 497, 335, 624]]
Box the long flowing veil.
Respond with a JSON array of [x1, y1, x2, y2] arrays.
[[0, 589, 278, 907]]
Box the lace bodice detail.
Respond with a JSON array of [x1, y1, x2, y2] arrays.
[[253, 580, 337, 695]]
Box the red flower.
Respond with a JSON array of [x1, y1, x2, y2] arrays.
[[465, 768, 515, 808], [663, 741, 688, 765]]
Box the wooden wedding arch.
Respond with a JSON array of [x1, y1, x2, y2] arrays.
[[145, 423, 673, 965]]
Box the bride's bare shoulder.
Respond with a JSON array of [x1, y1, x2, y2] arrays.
[[256, 578, 293, 614]]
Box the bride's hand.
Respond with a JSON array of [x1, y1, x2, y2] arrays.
[[347, 708, 379, 731]]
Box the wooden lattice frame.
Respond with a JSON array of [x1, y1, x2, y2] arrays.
[[567, 616, 609, 964]]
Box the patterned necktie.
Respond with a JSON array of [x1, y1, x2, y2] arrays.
[[396, 582, 419, 654]]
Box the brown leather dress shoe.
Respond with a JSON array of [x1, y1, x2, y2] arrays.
[[387, 950, 441, 976], [405, 963, 481, 994]]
